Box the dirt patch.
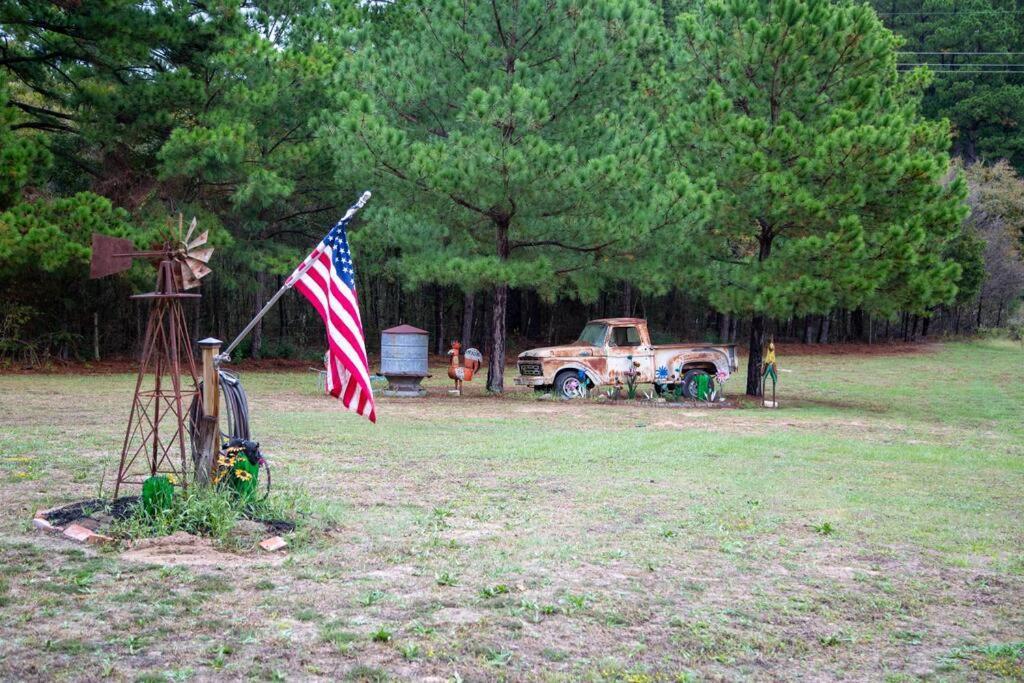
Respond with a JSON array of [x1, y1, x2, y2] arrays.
[[120, 531, 284, 567], [432, 607, 486, 626]]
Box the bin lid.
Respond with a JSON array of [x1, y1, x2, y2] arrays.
[[382, 324, 428, 335]]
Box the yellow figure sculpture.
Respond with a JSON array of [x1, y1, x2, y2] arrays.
[[761, 339, 778, 407]]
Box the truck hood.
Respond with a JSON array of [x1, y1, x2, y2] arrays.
[[518, 345, 596, 360]]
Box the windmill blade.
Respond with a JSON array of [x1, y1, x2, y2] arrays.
[[186, 246, 214, 264], [184, 257, 212, 281], [186, 230, 208, 251], [90, 234, 136, 279], [184, 216, 197, 245], [180, 260, 201, 290]]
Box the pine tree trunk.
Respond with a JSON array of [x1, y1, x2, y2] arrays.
[[486, 283, 508, 393], [622, 281, 632, 316], [433, 285, 445, 355], [461, 291, 475, 349], [746, 222, 774, 396], [486, 220, 511, 393], [818, 314, 830, 344], [746, 314, 765, 396]]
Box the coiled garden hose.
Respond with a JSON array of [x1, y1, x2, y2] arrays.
[[188, 370, 271, 500]]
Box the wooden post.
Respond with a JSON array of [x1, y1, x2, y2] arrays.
[[195, 337, 222, 486]]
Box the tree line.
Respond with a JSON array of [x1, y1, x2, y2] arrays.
[[0, 0, 1022, 396]]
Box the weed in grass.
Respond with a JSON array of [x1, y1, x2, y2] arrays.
[[346, 665, 389, 682], [426, 505, 453, 531], [949, 642, 1024, 678], [208, 643, 234, 670], [113, 487, 239, 542], [892, 630, 923, 645], [813, 521, 836, 536], [563, 593, 588, 613], [321, 623, 360, 653], [486, 648, 512, 666], [192, 574, 234, 593], [44, 638, 92, 655], [360, 589, 386, 606], [479, 584, 510, 599], [294, 607, 318, 622], [399, 642, 421, 660], [819, 632, 847, 647], [370, 626, 392, 643], [408, 621, 435, 636], [435, 571, 458, 586], [542, 647, 569, 662], [254, 579, 275, 590]]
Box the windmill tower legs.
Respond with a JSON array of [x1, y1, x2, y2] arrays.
[[113, 261, 200, 497]]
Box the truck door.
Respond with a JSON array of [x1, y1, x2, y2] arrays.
[[607, 325, 654, 383]]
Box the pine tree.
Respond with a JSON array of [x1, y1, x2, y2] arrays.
[[324, 0, 666, 392], [667, 0, 969, 395]]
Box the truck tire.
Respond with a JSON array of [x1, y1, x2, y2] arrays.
[[554, 370, 587, 399], [681, 369, 712, 400]]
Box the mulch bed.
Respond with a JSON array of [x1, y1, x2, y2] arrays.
[[39, 496, 295, 535], [40, 496, 139, 527]]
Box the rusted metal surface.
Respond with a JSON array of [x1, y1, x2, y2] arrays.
[[88, 233, 135, 279], [515, 318, 738, 394], [112, 258, 200, 496]]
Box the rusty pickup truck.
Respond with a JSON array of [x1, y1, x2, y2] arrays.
[[515, 318, 738, 399]]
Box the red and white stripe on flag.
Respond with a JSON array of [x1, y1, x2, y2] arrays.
[[287, 243, 376, 423]]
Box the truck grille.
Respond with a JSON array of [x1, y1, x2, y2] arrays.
[[518, 361, 543, 377]]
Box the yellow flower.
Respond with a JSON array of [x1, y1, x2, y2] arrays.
[[234, 469, 252, 482], [166, 473, 177, 484]]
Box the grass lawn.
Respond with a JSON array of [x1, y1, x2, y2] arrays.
[[0, 339, 1022, 681]]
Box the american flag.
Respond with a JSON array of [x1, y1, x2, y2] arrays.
[[286, 198, 376, 422]]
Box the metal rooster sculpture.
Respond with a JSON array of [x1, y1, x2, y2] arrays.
[[447, 341, 483, 396]]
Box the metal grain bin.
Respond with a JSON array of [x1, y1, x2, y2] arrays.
[[380, 324, 428, 397]]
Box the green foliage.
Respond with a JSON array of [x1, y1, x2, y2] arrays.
[[0, 192, 135, 279], [114, 486, 240, 542], [141, 476, 174, 516], [0, 79, 50, 210], [667, 0, 969, 320]]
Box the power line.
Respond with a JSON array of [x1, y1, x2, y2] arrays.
[[898, 63, 1024, 67], [878, 9, 1024, 14], [898, 51, 1024, 56]]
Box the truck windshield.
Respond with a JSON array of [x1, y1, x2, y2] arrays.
[[576, 323, 607, 346]]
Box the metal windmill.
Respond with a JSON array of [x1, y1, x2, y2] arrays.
[[89, 217, 214, 496]]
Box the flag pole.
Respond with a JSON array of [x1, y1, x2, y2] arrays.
[[216, 191, 372, 364]]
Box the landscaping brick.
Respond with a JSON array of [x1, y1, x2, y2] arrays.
[[259, 536, 287, 552]]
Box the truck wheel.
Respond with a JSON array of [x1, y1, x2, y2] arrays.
[[555, 371, 587, 399], [681, 369, 711, 400]]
